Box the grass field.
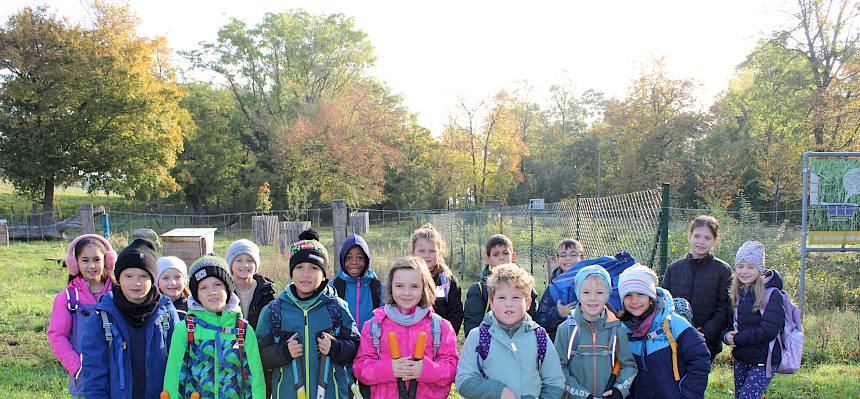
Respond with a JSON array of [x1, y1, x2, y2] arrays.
[[1, 240, 859, 399]]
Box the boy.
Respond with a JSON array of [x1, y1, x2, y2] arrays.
[[456, 264, 565, 399], [536, 239, 586, 339], [163, 255, 266, 398], [553, 265, 636, 399], [227, 239, 277, 329], [463, 234, 538, 335]]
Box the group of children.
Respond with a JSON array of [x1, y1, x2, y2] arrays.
[[47, 216, 788, 399]]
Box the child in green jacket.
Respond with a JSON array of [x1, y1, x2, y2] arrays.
[[553, 265, 637, 399], [163, 255, 266, 399]]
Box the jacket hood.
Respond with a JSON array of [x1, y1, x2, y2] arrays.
[[572, 304, 622, 329], [281, 282, 339, 306], [187, 293, 242, 313], [763, 269, 783, 290], [645, 287, 676, 331], [339, 234, 373, 277], [70, 275, 113, 298]]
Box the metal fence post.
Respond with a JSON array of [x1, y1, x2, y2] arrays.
[[575, 194, 581, 240], [530, 209, 535, 275], [659, 183, 671, 275]]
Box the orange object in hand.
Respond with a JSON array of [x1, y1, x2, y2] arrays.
[[413, 332, 427, 360], [190, 393, 200, 399], [388, 332, 401, 359], [160, 392, 170, 399]]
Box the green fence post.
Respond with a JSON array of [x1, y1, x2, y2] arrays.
[[530, 209, 535, 275], [575, 194, 581, 241], [659, 183, 671, 275]]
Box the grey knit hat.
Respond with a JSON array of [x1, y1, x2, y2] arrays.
[[226, 239, 261, 272], [735, 241, 766, 273], [189, 255, 236, 302]]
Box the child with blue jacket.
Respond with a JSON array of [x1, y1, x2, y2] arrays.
[[76, 239, 180, 399]]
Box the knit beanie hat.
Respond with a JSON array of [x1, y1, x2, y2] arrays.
[[156, 256, 187, 283], [618, 264, 658, 300], [574, 264, 612, 301], [735, 240, 766, 273], [115, 239, 159, 281], [288, 229, 328, 277], [226, 239, 261, 272], [188, 255, 236, 302]]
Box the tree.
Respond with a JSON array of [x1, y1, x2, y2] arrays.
[[0, 4, 188, 214]]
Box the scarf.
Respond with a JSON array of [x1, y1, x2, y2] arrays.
[[112, 284, 160, 328], [623, 302, 657, 338], [384, 304, 431, 327]]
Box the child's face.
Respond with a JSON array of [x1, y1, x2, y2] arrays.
[[292, 262, 325, 296], [579, 276, 607, 319], [412, 238, 439, 270], [490, 282, 531, 326], [158, 269, 186, 301], [391, 268, 422, 310], [197, 276, 228, 312], [78, 244, 106, 282], [623, 292, 651, 317], [485, 245, 515, 268], [118, 267, 153, 304], [230, 253, 257, 281], [556, 245, 583, 271], [344, 246, 368, 277], [688, 226, 716, 258], [735, 262, 760, 285]]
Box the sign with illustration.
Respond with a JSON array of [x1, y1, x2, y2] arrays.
[[808, 158, 860, 246]]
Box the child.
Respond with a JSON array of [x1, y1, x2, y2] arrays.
[[722, 241, 784, 399], [77, 238, 181, 399], [661, 215, 732, 361], [256, 230, 361, 399], [410, 224, 464, 334], [163, 255, 266, 398], [618, 264, 711, 399], [536, 239, 587, 339], [456, 263, 565, 398], [48, 234, 116, 396], [227, 239, 277, 328], [353, 256, 459, 398], [157, 256, 189, 319], [553, 265, 636, 399], [463, 234, 539, 335]]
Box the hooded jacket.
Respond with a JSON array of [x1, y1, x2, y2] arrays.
[[661, 253, 732, 357], [163, 295, 266, 399], [75, 292, 179, 399], [242, 273, 277, 329], [48, 276, 113, 378], [256, 284, 360, 399], [456, 312, 566, 399], [330, 235, 385, 329], [553, 305, 637, 399], [463, 265, 539, 336], [353, 306, 459, 399], [724, 270, 785, 366], [623, 287, 711, 399]]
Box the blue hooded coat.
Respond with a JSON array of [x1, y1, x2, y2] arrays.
[[330, 234, 385, 330]]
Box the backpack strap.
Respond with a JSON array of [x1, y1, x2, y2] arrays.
[[430, 313, 442, 356], [535, 326, 547, 370], [370, 279, 383, 308], [236, 318, 249, 381], [66, 287, 80, 312], [333, 279, 346, 299], [662, 316, 680, 381], [100, 311, 113, 344], [566, 317, 579, 360], [478, 282, 490, 314], [370, 320, 382, 355], [269, 300, 283, 343], [186, 315, 196, 344], [475, 323, 491, 378], [325, 299, 342, 335]]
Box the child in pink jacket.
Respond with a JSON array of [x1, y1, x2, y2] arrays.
[[47, 234, 117, 395], [353, 256, 459, 399]]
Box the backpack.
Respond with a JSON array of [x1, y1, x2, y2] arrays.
[[65, 287, 98, 353], [369, 312, 443, 358], [626, 315, 682, 381], [548, 252, 637, 311], [99, 308, 173, 349], [475, 322, 547, 378], [735, 288, 804, 378], [182, 315, 252, 398], [564, 316, 619, 365]]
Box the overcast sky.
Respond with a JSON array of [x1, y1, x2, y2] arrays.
[[1, 0, 797, 134]]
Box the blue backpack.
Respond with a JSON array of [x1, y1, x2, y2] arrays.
[[547, 252, 637, 311]]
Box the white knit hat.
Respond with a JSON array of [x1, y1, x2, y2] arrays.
[[227, 239, 261, 273], [156, 256, 188, 282], [618, 264, 658, 300], [735, 241, 766, 273]]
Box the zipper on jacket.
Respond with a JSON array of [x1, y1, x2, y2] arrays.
[[355, 280, 362, 327], [589, 322, 597, 395], [304, 310, 311, 397]]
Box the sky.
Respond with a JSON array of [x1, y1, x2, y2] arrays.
[[1, 0, 798, 134]]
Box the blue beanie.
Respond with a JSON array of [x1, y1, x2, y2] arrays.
[[574, 265, 612, 301]]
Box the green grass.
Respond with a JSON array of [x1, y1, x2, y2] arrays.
[[1, 240, 858, 399]]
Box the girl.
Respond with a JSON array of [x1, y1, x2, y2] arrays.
[[618, 264, 711, 399], [77, 239, 180, 399], [661, 215, 732, 360], [256, 230, 361, 399], [227, 239, 276, 329], [157, 256, 189, 319], [354, 256, 459, 399], [723, 241, 784, 399], [163, 255, 266, 399], [410, 224, 464, 334], [537, 238, 587, 339], [48, 234, 117, 396]]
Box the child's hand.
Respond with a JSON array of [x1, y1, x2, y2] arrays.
[[316, 332, 333, 355], [557, 300, 575, 318], [725, 331, 736, 346], [392, 358, 411, 379], [287, 333, 303, 358], [603, 388, 622, 399], [403, 359, 423, 380], [500, 387, 517, 399]]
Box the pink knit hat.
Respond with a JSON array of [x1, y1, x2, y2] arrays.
[[65, 234, 117, 276], [618, 264, 658, 300]]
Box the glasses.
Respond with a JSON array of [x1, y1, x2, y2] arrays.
[[557, 252, 582, 258]]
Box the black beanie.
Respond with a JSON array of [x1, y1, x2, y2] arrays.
[[115, 239, 159, 281], [289, 233, 328, 277], [188, 255, 236, 303]]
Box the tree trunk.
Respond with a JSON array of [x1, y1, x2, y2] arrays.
[[43, 177, 55, 224]]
